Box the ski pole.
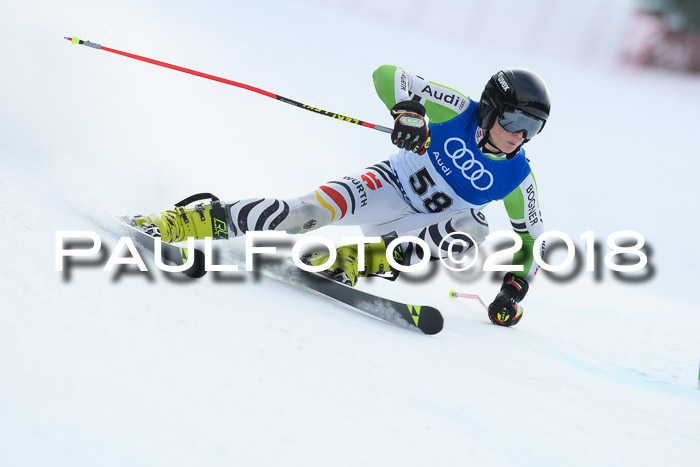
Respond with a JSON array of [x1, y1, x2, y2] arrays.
[[448, 290, 488, 310], [64, 36, 392, 134], [449, 290, 524, 315]]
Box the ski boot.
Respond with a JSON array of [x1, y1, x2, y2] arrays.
[[132, 193, 229, 243], [302, 233, 404, 287]]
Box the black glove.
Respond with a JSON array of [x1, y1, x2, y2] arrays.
[[390, 101, 430, 155], [488, 273, 529, 327]]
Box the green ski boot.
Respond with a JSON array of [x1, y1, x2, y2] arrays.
[[302, 233, 404, 287], [132, 193, 229, 243]]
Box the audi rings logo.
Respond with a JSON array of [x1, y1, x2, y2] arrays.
[[444, 137, 493, 191]]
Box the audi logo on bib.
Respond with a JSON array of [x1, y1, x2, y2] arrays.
[[444, 137, 494, 191]]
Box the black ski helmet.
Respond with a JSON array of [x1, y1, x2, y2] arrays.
[[477, 68, 551, 139]]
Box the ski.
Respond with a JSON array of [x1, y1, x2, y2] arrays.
[[255, 259, 444, 335], [115, 216, 444, 334]]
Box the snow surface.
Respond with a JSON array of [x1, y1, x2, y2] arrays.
[[2, 0, 700, 466]]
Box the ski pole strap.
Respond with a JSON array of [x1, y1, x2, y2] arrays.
[[175, 193, 221, 207]]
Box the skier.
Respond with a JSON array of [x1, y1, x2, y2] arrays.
[[133, 65, 551, 327]]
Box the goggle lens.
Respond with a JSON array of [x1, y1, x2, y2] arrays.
[[498, 109, 543, 138]]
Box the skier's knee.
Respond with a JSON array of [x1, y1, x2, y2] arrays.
[[281, 200, 331, 234], [450, 210, 489, 245]]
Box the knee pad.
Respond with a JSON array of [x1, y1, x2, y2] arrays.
[[449, 210, 490, 245]]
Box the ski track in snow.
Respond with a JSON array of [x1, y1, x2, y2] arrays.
[[2, 0, 700, 466]]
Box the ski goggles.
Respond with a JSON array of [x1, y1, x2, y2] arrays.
[[498, 109, 544, 138]]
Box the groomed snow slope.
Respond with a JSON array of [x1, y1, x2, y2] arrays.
[[1, 1, 700, 466]]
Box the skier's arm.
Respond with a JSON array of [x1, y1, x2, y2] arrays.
[[502, 171, 545, 283], [372, 65, 470, 124]]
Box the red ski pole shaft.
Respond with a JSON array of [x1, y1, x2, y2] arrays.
[[64, 36, 392, 134]]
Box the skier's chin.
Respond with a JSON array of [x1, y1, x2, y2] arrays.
[[505, 140, 522, 151]]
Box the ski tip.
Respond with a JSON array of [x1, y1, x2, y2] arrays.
[[409, 305, 444, 335], [419, 313, 444, 335]]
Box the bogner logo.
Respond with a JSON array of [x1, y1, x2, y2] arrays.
[[497, 74, 510, 92], [526, 184, 540, 225]]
